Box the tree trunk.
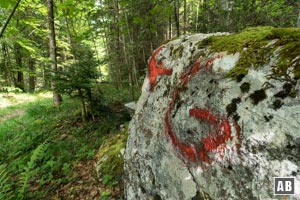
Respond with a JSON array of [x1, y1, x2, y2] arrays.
[[168, 14, 172, 39], [113, 0, 122, 89], [183, 0, 187, 35], [78, 88, 87, 123], [28, 58, 35, 93], [202, 0, 208, 33], [14, 43, 25, 92], [47, 0, 62, 106], [174, 0, 180, 37], [297, 9, 300, 27], [1, 42, 14, 86]]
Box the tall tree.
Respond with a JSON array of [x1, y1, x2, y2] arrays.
[[47, 0, 62, 106]]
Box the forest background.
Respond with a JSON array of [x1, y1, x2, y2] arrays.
[[0, 0, 299, 199]]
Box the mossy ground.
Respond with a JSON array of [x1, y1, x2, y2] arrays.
[[197, 26, 300, 81]]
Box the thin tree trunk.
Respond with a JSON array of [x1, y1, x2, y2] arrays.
[[174, 0, 180, 37], [113, 0, 122, 89], [60, 0, 76, 61], [14, 43, 25, 92], [168, 14, 172, 39], [28, 58, 35, 93], [123, 10, 140, 91], [1, 42, 14, 86], [183, 0, 187, 35], [78, 88, 87, 123], [195, 0, 200, 31], [121, 34, 135, 101], [203, 0, 208, 33], [297, 9, 300, 27], [47, 0, 62, 106], [0, 0, 22, 38]]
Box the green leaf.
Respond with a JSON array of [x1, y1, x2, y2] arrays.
[[0, 0, 14, 8], [16, 39, 37, 54]]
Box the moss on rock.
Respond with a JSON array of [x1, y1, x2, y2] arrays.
[[96, 129, 128, 187], [197, 27, 300, 81], [249, 89, 267, 105], [172, 45, 184, 59], [240, 82, 251, 93]]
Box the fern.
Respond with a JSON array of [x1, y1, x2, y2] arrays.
[[17, 141, 49, 200], [0, 165, 13, 200]]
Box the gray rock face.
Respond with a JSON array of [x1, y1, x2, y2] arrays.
[[124, 32, 300, 200]]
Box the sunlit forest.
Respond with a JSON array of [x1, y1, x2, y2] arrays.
[[0, 0, 299, 199]]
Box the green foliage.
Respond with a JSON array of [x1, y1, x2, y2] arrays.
[[0, 165, 13, 200], [57, 44, 99, 96], [195, 0, 298, 33], [0, 90, 131, 199], [0, 0, 14, 8], [56, 43, 100, 121], [101, 191, 112, 200], [18, 141, 49, 199]]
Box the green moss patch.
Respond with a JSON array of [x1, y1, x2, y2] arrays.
[[249, 89, 267, 105], [240, 82, 251, 93], [96, 130, 128, 187], [226, 97, 241, 121], [172, 45, 184, 59], [272, 99, 284, 110], [197, 27, 300, 81]]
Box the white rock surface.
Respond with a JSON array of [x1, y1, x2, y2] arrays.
[[124, 33, 300, 200]]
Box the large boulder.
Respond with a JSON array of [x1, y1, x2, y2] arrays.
[[124, 27, 300, 200]]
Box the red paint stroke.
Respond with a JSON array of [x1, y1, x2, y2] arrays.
[[204, 54, 222, 70], [190, 107, 240, 162], [190, 108, 218, 125], [148, 46, 173, 91], [180, 60, 201, 85], [164, 53, 241, 164], [179, 54, 223, 86]]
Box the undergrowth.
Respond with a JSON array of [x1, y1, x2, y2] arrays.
[[0, 84, 132, 200]]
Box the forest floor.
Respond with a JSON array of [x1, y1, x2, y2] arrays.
[[0, 85, 133, 200], [0, 108, 25, 123]]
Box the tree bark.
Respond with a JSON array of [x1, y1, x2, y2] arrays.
[[183, 0, 187, 35], [297, 9, 300, 27], [28, 58, 35, 93], [1, 42, 14, 86], [113, 0, 122, 89], [14, 43, 25, 92], [202, 0, 208, 33], [47, 0, 62, 106], [168, 14, 172, 39], [174, 0, 180, 37]]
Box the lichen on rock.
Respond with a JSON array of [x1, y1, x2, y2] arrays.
[[125, 27, 300, 200], [96, 130, 127, 188]]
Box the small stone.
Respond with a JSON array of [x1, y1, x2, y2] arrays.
[[60, 134, 68, 140]]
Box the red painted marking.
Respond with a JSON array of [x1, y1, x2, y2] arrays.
[[180, 60, 201, 85], [148, 46, 173, 91], [190, 108, 239, 163], [189, 108, 218, 125], [164, 53, 241, 164], [204, 54, 223, 70]]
